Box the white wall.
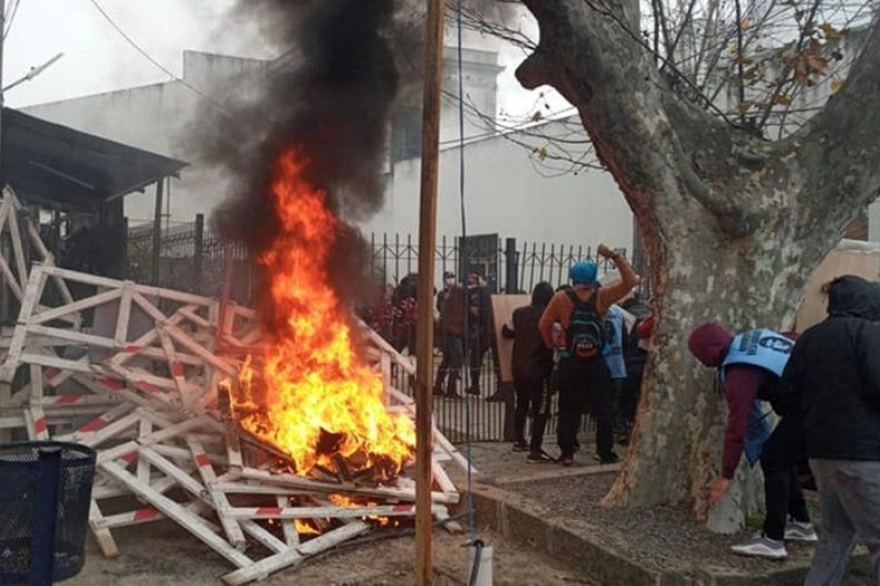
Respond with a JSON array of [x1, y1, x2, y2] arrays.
[[22, 51, 268, 226], [19, 50, 634, 258], [364, 117, 633, 253]]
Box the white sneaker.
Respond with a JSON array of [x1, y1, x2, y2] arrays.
[[785, 521, 819, 542], [730, 534, 787, 560]]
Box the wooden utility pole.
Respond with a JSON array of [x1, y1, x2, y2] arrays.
[[415, 0, 445, 584]]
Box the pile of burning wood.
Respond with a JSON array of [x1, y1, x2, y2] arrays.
[[0, 189, 467, 584]]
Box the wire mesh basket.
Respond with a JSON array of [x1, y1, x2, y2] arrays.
[[0, 442, 96, 585]]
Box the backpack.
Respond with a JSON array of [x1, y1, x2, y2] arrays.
[[565, 288, 605, 362]]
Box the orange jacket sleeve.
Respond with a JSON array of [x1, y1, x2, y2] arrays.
[[597, 254, 640, 313]]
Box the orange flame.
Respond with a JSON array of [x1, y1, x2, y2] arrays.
[[233, 150, 415, 478], [294, 519, 321, 536], [329, 494, 391, 527]]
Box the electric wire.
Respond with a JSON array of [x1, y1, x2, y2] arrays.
[[455, 0, 479, 560], [84, 0, 231, 117], [4, 0, 22, 39]]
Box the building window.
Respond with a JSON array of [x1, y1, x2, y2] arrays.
[[390, 107, 422, 163]]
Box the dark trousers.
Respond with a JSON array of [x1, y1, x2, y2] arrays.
[[434, 334, 463, 394], [557, 358, 614, 459], [620, 363, 644, 426], [805, 459, 880, 586], [760, 414, 811, 540], [467, 334, 500, 392], [514, 377, 551, 452]]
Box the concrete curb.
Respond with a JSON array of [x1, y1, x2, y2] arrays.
[[467, 481, 868, 585]]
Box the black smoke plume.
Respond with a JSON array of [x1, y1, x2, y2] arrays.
[[190, 1, 518, 321], [191, 0, 408, 318]]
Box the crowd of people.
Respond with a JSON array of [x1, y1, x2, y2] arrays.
[[493, 255, 880, 579], [496, 245, 648, 465], [366, 255, 880, 578], [687, 274, 880, 582], [360, 251, 880, 578]]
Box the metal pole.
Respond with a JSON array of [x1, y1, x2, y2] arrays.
[[415, 0, 445, 584], [151, 179, 164, 286], [194, 213, 205, 295], [504, 238, 518, 293]]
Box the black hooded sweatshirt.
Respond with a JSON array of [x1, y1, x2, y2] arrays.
[[783, 275, 880, 461], [502, 283, 555, 381]]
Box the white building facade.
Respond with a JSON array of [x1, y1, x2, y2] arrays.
[[22, 48, 635, 259]]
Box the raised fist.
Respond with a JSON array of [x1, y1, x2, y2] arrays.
[[597, 244, 616, 259]]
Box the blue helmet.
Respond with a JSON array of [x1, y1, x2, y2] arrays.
[[569, 261, 598, 286]]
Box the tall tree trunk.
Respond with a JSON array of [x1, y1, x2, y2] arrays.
[[602, 200, 840, 528], [514, 0, 880, 529]]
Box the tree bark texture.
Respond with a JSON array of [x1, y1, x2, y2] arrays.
[[515, 1, 880, 526]]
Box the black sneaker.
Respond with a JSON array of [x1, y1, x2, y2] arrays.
[[486, 393, 505, 403], [465, 387, 481, 396], [512, 442, 529, 452], [527, 451, 553, 463], [599, 452, 620, 465], [445, 391, 463, 400], [557, 455, 574, 467]]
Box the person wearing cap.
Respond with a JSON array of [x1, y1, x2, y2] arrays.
[[538, 245, 639, 465], [436, 271, 457, 314]]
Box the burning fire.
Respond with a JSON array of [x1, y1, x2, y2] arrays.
[[232, 150, 415, 479]]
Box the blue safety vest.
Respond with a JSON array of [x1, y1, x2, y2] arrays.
[[602, 306, 627, 379], [720, 328, 795, 466]]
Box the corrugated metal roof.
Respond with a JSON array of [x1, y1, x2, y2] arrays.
[[1, 108, 187, 211]]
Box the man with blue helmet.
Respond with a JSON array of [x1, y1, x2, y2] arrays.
[[539, 245, 639, 465]]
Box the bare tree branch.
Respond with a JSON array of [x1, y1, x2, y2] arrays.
[[797, 20, 880, 221]]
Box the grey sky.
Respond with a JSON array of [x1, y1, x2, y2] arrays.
[[3, 0, 571, 121], [6, 0, 267, 108]]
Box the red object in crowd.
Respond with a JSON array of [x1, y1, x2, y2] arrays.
[[636, 313, 655, 339]]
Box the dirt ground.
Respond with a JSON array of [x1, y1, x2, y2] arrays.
[[66, 519, 596, 586], [471, 439, 868, 584], [64, 436, 869, 585], [65, 440, 600, 585]]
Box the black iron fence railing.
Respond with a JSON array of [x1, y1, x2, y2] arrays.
[[126, 220, 635, 442]]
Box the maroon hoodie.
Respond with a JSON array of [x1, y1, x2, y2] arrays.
[[688, 323, 777, 479]]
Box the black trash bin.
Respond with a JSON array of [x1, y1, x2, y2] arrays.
[[0, 442, 96, 585]]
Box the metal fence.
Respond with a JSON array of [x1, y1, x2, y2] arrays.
[[126, 223, 628, 442]]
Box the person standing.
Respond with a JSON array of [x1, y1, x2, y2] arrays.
[[603, 304, 630, 452], [465, 273, 502, 399], [783, 275, 880, 584], [436, 271, 456, 314], [619, 295, 652, 443], [502, 282, 555, 463], [688, 323, 816, 560], [538, 245, 638, 466], [434, 282, 466, 399]]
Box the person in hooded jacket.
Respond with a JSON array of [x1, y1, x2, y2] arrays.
[[783, 275, 880, 585], [502, 282, 555, 463], [688, 323, 816, 560]]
